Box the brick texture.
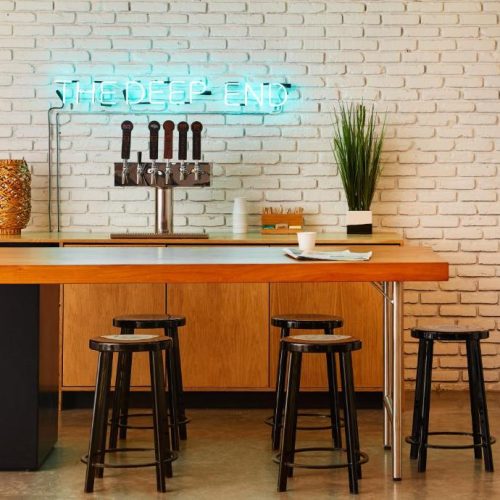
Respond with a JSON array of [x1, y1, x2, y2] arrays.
[[0, 0, 498, 390]]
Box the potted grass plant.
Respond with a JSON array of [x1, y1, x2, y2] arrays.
[[331, 102, 385, 234]]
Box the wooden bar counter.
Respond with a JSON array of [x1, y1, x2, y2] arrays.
[[0, 232, 401, 393]]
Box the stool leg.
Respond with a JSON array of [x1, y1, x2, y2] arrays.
[[278, 350, 301, 493], [471, 339, 494, 472], [349, 359, 362, 481], [85, 351, 112, 493], [118, 327, 134, 440], [287, 358, 301, 480], [417, 339, 433, 473], [165, 347, 180, 452], [108, 352, 126, 450], [168, 326, 187, 441], [340, 350, 359, 494], [272, 326, 290, 450], [325, 327, 342, 449], [466, 339, 482, 460], [409, 339, 427, 460], [117, 352, 132, 440], [95, 370, 112, 480], [150, 349, 171, 492]]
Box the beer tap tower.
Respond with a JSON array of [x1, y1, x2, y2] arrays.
[[113, 119, 211, 238]]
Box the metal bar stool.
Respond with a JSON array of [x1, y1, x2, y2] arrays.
[[109, 314, 188, 452], [406, 325, 495, 473], [269, 314, 344, 450], [276, 334, 367, 495], [84, 335, 177, 493]]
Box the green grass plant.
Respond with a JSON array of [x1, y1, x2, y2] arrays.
[[332, 102, 385, 211]]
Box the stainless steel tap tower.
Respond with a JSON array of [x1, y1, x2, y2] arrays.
[[113, 120, 211, 237]]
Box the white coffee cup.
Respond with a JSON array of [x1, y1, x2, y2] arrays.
[[297, 232, 316, 252]]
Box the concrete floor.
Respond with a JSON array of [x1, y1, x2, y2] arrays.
[[1, 392, 499, 499]]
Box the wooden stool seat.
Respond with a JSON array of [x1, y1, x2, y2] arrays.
[[284, 335, 362, 353], [90, 335, 171, 352], [271, 314, 343, 330], [113, 314, 186, 329]]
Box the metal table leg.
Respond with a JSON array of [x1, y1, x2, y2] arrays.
[[383, 281, 392, 450], [391, 281, 403, 480], [372, 280, 404, 480]]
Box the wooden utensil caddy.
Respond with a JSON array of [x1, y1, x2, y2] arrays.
[[261, 213, 304, 234]]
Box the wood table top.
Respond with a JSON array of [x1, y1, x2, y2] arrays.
[[0, 245, 448, 284]]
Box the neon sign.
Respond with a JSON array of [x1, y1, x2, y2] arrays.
[[54, 78, 292, 114]]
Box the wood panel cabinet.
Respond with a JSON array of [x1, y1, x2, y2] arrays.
[[62, 283, 166, 388], [59, 237, 397, 392], [270, 283, 383, 391], [62, 279, 383, 391], [167, 283, 269, 390]]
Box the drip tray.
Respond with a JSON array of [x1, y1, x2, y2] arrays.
[[110, 232, 209, 239]]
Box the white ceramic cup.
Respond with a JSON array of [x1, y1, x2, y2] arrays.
[[297, 232, 316, 252]]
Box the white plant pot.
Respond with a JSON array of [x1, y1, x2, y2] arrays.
[[346, 210, 372, 234]]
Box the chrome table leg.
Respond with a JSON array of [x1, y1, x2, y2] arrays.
[[383, 281, 392, 450], [392, 281, 403, 480]]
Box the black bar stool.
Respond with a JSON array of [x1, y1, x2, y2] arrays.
[[84, 335, 177, 493], [406, 325, 495, 473], [269, 314, 344, 450], [277, 334, 367, 495], [109, 314, 188, 451]]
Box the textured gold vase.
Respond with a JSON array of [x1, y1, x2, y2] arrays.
[[0, 159, 31, 234]]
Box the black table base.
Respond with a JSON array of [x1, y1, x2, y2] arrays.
[[0, 284, 59, 470]]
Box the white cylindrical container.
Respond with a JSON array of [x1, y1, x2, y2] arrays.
[[232, 197, 248, 234]]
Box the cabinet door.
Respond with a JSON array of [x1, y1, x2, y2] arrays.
[[167, 283, 269, 390], [62, 284, 166, 388], [270, 283, 383, 391]]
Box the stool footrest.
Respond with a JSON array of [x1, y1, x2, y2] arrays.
[[265, 413, 344, 431], [406, 431, 496, 450], [81, 447, 178, 469], [108, 411, 190, 430], [273, 447, 368, 470]]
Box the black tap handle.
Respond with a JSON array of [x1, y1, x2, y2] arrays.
[[137, 151, 142, 164], [163, 120, 175, 160], [191, 121, 203, 161], [148, 121, 160, 161], [121, 120, 133, 160], [177, 121, 189, 161]]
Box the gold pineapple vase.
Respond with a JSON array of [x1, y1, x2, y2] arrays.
[[0, 159, 31, 234]]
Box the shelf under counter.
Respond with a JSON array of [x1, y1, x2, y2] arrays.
[[0, 230, 403, 246]]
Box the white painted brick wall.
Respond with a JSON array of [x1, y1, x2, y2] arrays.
[[0, 0, 499, 390]]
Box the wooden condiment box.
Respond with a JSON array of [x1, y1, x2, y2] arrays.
[[261, 213, 304, 234]]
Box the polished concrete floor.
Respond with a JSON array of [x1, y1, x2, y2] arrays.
[[1, 392, 499, 499]]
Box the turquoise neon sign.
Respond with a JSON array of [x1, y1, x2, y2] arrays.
[[54, 78, 292, 114]]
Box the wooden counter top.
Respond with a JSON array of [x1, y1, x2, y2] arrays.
[[0, 231, 403, 246], [0, 245, 447, 284]]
